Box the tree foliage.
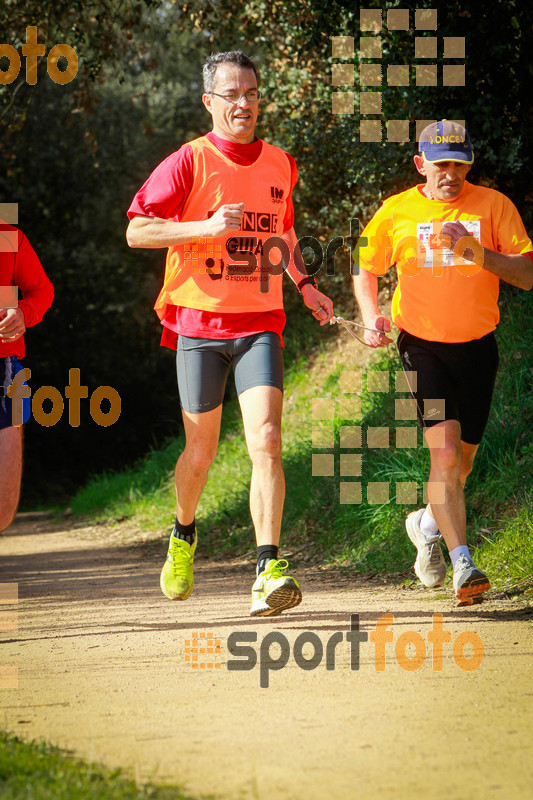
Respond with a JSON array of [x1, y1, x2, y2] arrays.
[[1, 2, 208, 503], [177, 0, 533, 226], [0, 0, 531, 504]]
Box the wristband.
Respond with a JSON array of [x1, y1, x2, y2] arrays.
[[297, 275, 318, 294]]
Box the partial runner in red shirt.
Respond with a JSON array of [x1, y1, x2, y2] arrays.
[[0, 222, 54, 532]]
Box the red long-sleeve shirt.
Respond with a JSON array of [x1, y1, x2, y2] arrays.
[[0, 224, 54, 358]]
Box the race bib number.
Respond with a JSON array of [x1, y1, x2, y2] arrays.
[[417, 220, 481, 268]]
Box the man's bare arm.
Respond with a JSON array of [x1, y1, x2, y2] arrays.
[[126, 204, 244, 249], [483, 250, 533, 290], [442, 221, 533, 290], [352, 268, 392, 347], [280, 227, 314, 285], [282, 227, 334, 325]]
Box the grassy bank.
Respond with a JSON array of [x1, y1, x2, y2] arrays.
[[0, 732, 196, 800], [70, 284, 533, 593]]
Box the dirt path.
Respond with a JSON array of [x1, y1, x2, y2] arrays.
[[1, 513, 532, 800]]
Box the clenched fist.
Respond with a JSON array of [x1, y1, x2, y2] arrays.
[[207, 203, 244, 237]]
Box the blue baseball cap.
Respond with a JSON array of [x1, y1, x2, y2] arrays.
[[418, 120, 474, 164]]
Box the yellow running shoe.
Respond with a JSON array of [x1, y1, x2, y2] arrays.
[[160, 533, 196, 600], [250, 559, 302, 617]]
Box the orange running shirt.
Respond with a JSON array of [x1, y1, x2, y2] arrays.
[[358, 182, 533, 342], [153, 135, 292, 318]]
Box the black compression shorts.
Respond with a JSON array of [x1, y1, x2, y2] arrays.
[[176, 331, 283, 414], [397, 329, 499, 445]]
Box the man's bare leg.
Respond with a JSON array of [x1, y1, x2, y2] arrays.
[[0, 426, 23, 532], [160, 405, 222, 601], [459, 441, 479, 487], [424, 420, 466, 550], [238, 385, 284, 546], [424, 422, 479, 549], [424, 420, 489, 602], [174, 404, 223, 525], [239, 385, 300, 616]]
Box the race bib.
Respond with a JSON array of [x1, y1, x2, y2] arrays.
[[417, 220, 481, 268]]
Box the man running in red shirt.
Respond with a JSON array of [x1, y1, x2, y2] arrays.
[[0, 222, 54, 531], [127, 50, 333, 615]]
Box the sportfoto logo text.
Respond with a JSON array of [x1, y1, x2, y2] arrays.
[[0, 26, 78, 85], [185, 613, 484, 687], [186, 216, 483, 294], [5, 368, 121, 428]]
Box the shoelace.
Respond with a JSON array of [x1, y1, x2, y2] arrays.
[[454, 553, 474, 571], [427, 541, 442, 564], [169, 540, 193, 575], [262, 558, 289, 580]]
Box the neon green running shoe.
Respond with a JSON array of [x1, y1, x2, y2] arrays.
[[250, 558, 302, 617], [160, 533, 197, 601]]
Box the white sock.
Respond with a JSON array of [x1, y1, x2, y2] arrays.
[[420, 508, 439, 538], [449, 545, 471, 568]]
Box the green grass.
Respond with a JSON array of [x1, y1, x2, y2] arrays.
[[0, 732, 201, 800], [69, 285, 533, 592], [475, 505, 533, 592]]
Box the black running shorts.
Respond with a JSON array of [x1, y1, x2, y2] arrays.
[[176, 331, 283, 414], [397, 329, 499, 445]]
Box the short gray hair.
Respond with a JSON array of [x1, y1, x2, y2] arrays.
[[202, 51, 259, 93]]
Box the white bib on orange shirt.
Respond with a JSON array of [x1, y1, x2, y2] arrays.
[[154, 136, 292, 318]]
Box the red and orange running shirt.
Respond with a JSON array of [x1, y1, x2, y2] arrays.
[[127, 132, 297, 348], [358, 182, 533, 343]]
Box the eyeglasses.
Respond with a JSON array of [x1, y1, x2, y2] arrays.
[[208, 90, 262, 104]]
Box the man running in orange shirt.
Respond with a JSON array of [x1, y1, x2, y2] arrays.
[[353, 120, 533, 605], [127, 50, 333, 615]]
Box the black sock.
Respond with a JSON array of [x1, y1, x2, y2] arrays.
[[172, 517, 196, 545], [256, 545, 278, 576]]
